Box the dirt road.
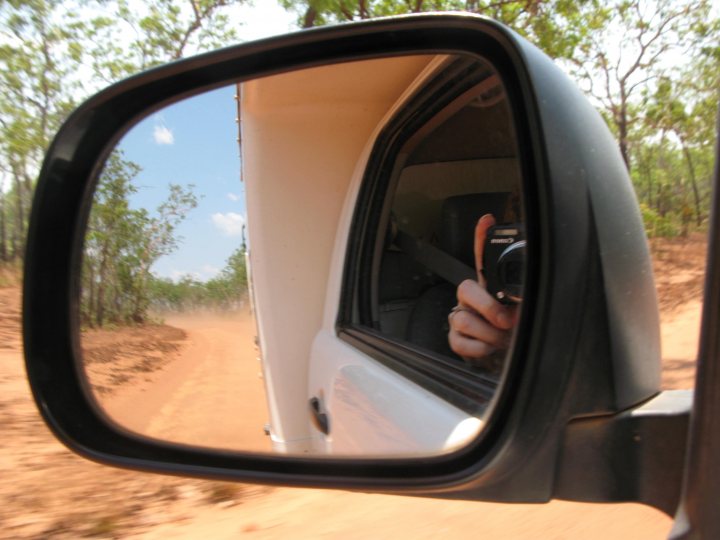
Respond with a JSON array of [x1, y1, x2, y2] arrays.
[[0, 292, 687, 539], [0, 233, 705, 538], [0, 288, 274, 539], [127, 299, 702, 540], [92, 313, 271, 453]]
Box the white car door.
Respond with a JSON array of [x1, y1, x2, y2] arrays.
[[241, 53, 519, 456]]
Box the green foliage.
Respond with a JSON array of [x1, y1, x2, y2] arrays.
[[639, 203, 678, 238], [0, 0, 248, 265], [569, 0, 713, 170], [281, 0, 611, 63], [81, 151, 199, 326], [92, 0, 248, 81], [146, 245, 249, 313], [0, 0, 97, 261]]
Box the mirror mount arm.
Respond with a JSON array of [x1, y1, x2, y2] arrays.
[[554, 390, 691, 515]]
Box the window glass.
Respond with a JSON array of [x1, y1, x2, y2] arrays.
[[358, 57, 524, 383]]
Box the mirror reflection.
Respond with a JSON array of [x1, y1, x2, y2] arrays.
[[79, 53, 524, 458]]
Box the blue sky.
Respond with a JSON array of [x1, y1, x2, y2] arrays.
[[118, 85, 245, 281], [111, 2, 297, 282]]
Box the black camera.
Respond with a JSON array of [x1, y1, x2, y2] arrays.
[[483, 223, 525, 304]]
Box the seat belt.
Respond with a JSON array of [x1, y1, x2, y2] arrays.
[[395, 229, 476, 286]]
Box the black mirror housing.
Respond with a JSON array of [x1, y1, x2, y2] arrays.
[[24, 13, 665, 507]]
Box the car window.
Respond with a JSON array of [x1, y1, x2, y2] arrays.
[[341, 56, 525, 413]]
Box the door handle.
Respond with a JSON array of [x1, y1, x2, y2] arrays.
[[309, 396, 330, 435]]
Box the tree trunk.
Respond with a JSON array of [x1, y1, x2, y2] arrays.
[[618, 118, 630, 171], [132, 269, 149, 323], [95, 246, 110, 327], [12, 167, 24, 262], [85, 261, 96, 326], [302, 7, 317, 28], [644, 154, 654, 209], [682, 142, 703, 226]]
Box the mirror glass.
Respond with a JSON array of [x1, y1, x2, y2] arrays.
[[79, 54, 525, 458]]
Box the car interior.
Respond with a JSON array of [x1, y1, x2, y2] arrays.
[[372, 57, 523, 369]]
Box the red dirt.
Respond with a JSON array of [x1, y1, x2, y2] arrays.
[[0, 233, 706, 538]]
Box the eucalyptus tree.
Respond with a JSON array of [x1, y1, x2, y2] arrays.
[[570, 0, 714, 171], [0, 0, 247, 264], [83, 151, 198, 326], [281, 0, 610, 62]]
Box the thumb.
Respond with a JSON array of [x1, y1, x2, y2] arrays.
[[474, 214, 496, 285]]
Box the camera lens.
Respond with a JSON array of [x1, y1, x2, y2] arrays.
[[497, 240, 525, 302], [502, 260, 523, 286]]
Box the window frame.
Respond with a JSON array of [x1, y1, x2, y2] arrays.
[[337, 54, 533, 415]]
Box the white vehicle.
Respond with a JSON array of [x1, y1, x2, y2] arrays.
[[241, 54, 519, 455]]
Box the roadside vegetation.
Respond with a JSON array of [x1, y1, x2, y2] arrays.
[[282, 0, 719, 238], [80, 150, 249, 327], [0, 0, 718, 330]]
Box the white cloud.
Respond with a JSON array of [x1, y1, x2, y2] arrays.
[[211, 212, 245, 237], [153, 125, 174, 145], [227, 192, 240, 202]]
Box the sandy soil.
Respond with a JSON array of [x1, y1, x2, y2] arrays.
[[0, 233, 706, 539], [82, 313, 271, 452], [0, 288, 273, 539], [652, 233, 707, 389]]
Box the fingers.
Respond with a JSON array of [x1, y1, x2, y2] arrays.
[[448, 308, 510, 350], [474, 214, 496, 285], [457, 279, 516, 330], [448, 328, 499, 360], [449, 214, 518, 362]]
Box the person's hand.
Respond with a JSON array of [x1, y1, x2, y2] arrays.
[[448, 214, 518, 364]]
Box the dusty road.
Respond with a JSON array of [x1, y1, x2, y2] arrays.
[[91, 313, 271, 453], [0, 233, 705, 538], [128, 301, 701, 540], [0, 294, 690, 540]]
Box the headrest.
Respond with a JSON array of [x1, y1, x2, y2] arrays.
[[440, 193, 511, 268]]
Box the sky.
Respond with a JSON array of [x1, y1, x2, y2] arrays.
[[233, 1, 298, 42], [113, 1, 297, 282]]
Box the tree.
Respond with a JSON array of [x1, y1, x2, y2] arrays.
[[282, 0, 610, 62], [83, 151, 142, 326], [90, 0, 248, 83], [630, 11, 719, 232], [82, 151, 198, 326], [145, 248, 249, 313], [126, 183, 199, 321], [0, 0, 94, 261], [0, 0, 248, 265], [570, 0, 713, 170]]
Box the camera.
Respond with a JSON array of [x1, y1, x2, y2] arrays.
[[483, 223, 525, 304]]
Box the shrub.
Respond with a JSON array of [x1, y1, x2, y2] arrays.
[[640, 203, 679, 238]]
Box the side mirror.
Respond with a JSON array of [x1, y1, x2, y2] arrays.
[[24, 14, 684, 512]]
